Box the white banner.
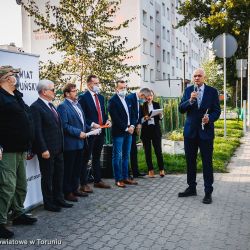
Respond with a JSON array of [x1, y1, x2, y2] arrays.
[[0, 49, 43, 208]]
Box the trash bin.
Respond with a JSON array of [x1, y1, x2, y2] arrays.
[[100, 144, 113, 178]]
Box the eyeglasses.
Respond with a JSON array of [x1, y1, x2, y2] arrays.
[[194, 75, 203, 78], [46, 88, 55, 92]]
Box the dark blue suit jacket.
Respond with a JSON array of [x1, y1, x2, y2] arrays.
[[30, 98, 64, 155], [78, 90, 108, 126], [108, 94, 136, 136], [126, 93, 142, 126], [57, 99, 90, 151], [179, 84, 221, 140]]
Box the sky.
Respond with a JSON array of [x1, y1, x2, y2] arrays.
[[0, 0, 22, 47]]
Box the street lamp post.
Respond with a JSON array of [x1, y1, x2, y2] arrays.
[[181, 51, 187, 93]]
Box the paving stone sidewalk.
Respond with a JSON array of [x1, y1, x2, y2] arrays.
[[1, 133, 250, 250]]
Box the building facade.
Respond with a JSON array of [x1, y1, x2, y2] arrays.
[[21, 0, 210, 97]]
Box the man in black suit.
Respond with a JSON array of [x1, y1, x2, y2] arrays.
[[178, 68, 221, 204], [31, 79, 73, 212], [126, 88, 151, 178], [78, 75, 111, 191]]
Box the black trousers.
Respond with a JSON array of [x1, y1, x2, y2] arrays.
[[38, 152, 64, 206], [63, 149, 83, 195], [80, 133, 104, 185], [130, 133, 140, 176], [142, 126, 164, 171], [184, 136, 214, 194]]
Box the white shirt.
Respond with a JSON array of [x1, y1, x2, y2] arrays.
[[88, 89, 103, 127], [117, 94, 130, 127], [136, 92, 140, 120], [66, 98, 84, 128], [147, 103, 155, 125]]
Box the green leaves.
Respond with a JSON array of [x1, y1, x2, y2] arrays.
[[23, 0, 140, 93]]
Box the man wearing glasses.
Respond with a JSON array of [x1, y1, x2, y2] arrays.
[[178, 68, 221, 204], [0, 66, 37, 239], [31, 79, 72, 212]]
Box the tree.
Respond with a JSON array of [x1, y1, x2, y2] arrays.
[[22, 0, 140, 92], [177, 0, 249, 86], [202, 59, 223, 91]]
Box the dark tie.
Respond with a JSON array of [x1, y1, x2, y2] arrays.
[[48, 102, 59, 123], [94, 94, 103, 125]]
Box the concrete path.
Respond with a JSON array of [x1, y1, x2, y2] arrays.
[[1, 134, 250, 250]]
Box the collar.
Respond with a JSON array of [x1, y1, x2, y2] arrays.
[[66, 98, 78, 105], [198, 83, 205, 91], [39, 96, 50, 105], [88, 88, 97, 96], [136, 92, 139, 101]]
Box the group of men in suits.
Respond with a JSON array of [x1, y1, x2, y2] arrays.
[[0, 66, 221, 239]]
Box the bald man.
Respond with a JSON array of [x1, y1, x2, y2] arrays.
[[178, 68, 221, 204]]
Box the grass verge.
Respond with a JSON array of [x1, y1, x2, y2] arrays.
[[138, 119, 243, 174]]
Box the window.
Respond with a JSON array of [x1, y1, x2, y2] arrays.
[[167, 8, 170, 20], [179, 40, 182, 50], [168, 73, 170, 79], [157, 60, 160, 72], [163, 49, 166, 62], [162, 3, 166, 16], [171, 45, 175, 58], [167, 30, 170, 42], [156, 35, 160, 47], [180, 58, 182, 69], [150, 42, 154, 56], [156, 10, 160, 22], [143, 66, 147, 81], [176, 37, 178, 48], [150, 16, 154, 30], [143, 10, 147, 26], [143, 39, 147, 54], [150, 69, 154, 82], [163, 72, 166, 80], [167, 52, 170, 64], [176, 57, 178, 68], [162, 26, 166, 40], [172, 66, 175, 76]]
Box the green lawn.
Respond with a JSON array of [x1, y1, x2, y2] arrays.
[[138, 119, 243, 174]]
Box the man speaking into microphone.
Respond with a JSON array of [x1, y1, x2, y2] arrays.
[[178, 68, 221, 204]]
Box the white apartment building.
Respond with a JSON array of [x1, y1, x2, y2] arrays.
[[20, 0, 210, 97]]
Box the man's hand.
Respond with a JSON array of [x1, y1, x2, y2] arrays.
[[80, 132, 87, 139], [202, 114, 209, 124], [144, 115, 150, 121], [128, 126, 134, 134], [92, 122, 101, 129], [105, 120, 112, 127], [190, 91, 198, 102], [42, 150, 50, 159]]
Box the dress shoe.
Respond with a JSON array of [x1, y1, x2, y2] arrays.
[[44, 204, 61, 212], [123, 179, 138, 185], [80, 184, 93, 193], [133, 172, 146, 178], [94, 181, 111, 189], [148, 170, 155, 178], [115, 181, 126, 188], [0, 224, 14, 239], [73, 190, 88, 197], [159, 170, 165, 177], [12, 214, 37, 225], [178, 187, 197, 197], [65, 193, 78, 202], [202, 193, 212, 204], [55, 200, 73, 208]]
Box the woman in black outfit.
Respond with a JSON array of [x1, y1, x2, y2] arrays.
[[141, 91, 165, 177]]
